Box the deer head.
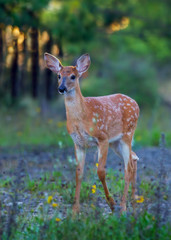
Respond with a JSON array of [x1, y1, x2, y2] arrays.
[[44, 53, 91, 95]]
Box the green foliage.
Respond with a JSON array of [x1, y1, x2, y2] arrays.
[[134, 107, 171, 147], [0, 176, 13, 188], [0, 0, 50, 28], [1, 147, 170, 240], [1, 0, 171, 111], [139, 180, 156, 198], [2, 211, 171, 240]]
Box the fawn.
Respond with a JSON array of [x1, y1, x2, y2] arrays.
[[44, 53, 139, 213]]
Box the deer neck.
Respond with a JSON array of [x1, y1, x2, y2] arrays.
[[64, 82, 87, 121]]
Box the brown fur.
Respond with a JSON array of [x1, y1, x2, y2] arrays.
[[44, 53, 140, 214]]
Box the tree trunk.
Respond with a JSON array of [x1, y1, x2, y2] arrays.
[[30, 27, 39, 98], [11, 38, 18, 99], [0, 26, 3, 78], [45, 34, 53, 100], [19, 32, 27, 95]]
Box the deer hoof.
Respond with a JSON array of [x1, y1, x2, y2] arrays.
[[107, 197, 115, 211], [120, 202, 127, 213], [72, 204, 80, 216]]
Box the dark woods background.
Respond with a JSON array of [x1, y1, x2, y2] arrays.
[[0, 0, 170, 105], [0, 0, 171, 145]]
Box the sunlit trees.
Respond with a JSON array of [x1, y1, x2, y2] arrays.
[[0, 0, 170, 107], [0, 0, 50, 99]]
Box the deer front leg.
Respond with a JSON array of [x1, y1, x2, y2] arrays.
[[97, 140, 115, 211], [72, 145, 86, 214]]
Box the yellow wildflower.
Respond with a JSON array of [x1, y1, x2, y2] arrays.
[[47, 196, 53, 204], [96, 163, 99, 168], [152, 216, 155, 221], [92, 188, 96, 194], [92, 184, 96, 193], [136, 195, 144, 203], [56, 218, 61, 222], [52, 203, 59, 208]]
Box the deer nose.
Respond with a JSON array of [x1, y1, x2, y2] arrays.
[[58, 85, 67, 94]]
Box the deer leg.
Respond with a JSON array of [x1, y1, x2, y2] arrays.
[[130, 152, 138, 200], [97, 140, 115, 211], [118, 140, 132, 212], [110, 141, 138, 211], [72, 145, 86, 214]]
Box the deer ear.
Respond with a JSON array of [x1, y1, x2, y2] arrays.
[[76, 53, 91, 75], [44, 53, 62, 73]]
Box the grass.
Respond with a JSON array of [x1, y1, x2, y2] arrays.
[[0, 106, 171, 147], [0, 107, 73, 147], [0, 150, 170, 239], [0, 104, 170, 239], [2, 211, 170, 240], [0, 168, 156, 203]]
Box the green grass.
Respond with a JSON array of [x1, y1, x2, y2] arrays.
[[134, 107, 171, 147], [1, 162, 170, 240], [0, 176, 14, 188], [0, 167, 157, 203], [0, 100, 170, 240], [0, 103, 171, 147], [134, 127, 171, 147], [0, 108, 73, 147], [2, 210, 170, 240]]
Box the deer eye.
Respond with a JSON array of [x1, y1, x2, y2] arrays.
[[70, 75, 76, 80], [58, 74, 61, 80]]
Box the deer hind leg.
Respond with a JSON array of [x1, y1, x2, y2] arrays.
[[131, 151, 138, 201], [112, 140, 132, 212], [110, 141, 138, 211], [72, 144, 86, 214], [97, 140, 115, 211]]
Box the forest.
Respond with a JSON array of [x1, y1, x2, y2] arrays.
[[0, 0, 171, 239]]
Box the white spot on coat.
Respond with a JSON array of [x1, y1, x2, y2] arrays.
[[100, 124, 104, 130], [127, 132, 131, 136]]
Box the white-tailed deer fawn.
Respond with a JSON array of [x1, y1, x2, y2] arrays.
[[44, 53, 139, 213]]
